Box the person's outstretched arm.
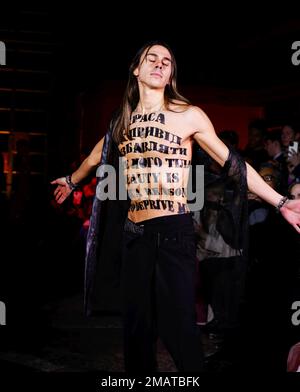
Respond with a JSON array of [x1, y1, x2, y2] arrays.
[[191, 106, 300, 233], [51, 136, 104, 204]]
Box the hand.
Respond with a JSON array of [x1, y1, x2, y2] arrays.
[[280, 199, 300, 234], [51, 177, 72, 204]]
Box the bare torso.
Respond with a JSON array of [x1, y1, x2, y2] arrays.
[[118, 105, 196, 223]]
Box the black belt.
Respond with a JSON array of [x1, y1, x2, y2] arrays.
[[124, 218, 144, 235]]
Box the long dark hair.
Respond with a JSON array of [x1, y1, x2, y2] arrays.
[[112, 40, 190, 144]]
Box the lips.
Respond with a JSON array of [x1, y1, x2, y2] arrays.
[[150, 72, 162, 78]]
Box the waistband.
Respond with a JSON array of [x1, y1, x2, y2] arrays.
[[124, 213, 193, 235]]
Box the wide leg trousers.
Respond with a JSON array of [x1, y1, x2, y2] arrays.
[[121, 213, 203, 372]]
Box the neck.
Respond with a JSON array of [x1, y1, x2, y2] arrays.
[[137, 101, 164, 114], [137, 89, 165, 114]]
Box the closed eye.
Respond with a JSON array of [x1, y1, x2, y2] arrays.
[[146, 53, 172, 67]]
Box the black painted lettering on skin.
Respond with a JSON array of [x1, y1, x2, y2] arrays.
[[129, 199, 175, 212], [130, 112, 165, 125]]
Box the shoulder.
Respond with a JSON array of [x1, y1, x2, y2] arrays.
[[168, 102, 207, 118], [165, 102, 215, 135], [178, 105, 213, 133], [185, 105, 209, 119], [167, 100, 189, 112]]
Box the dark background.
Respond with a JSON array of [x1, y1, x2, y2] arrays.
[[0, 5, 300, 376], [2, 7, 300, 169]]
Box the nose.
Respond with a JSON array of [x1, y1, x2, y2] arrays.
[[155, 59, 163, 69]]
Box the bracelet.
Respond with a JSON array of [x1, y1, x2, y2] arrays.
[[65, 175, 78, 191], [276, 196, 288, 212]]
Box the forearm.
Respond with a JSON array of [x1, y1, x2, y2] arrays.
[[70, 136, 104, 184], [246, 162, 282, 207], [71, 156, 98, 184]]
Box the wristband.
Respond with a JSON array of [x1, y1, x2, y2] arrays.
[[276, 196, 288, 212], [65, 175, 78, 191]]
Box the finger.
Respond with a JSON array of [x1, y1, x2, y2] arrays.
[[57, 194, 65, 204], [58, 190, 71, 204], [51, 178, 65, 186], [54, 187, 61, 197], [55, 189, 63, 200], [293, 224, 300, 234], [56, 192, 62, 201]]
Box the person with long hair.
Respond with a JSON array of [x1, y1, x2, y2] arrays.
[[51, 41, 300, 372]]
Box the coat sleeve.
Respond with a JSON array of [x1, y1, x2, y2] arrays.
[[84, 116, 130, 316], [192, 145, 249, 260], [84, 126, 113, 316]]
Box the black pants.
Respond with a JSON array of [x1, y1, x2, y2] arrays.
[[121, 213, 203, 372], [200, 256, 247, 331]]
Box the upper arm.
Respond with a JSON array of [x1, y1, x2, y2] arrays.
[[190, 106, 229, 167], [88, 136, 105, 166]]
